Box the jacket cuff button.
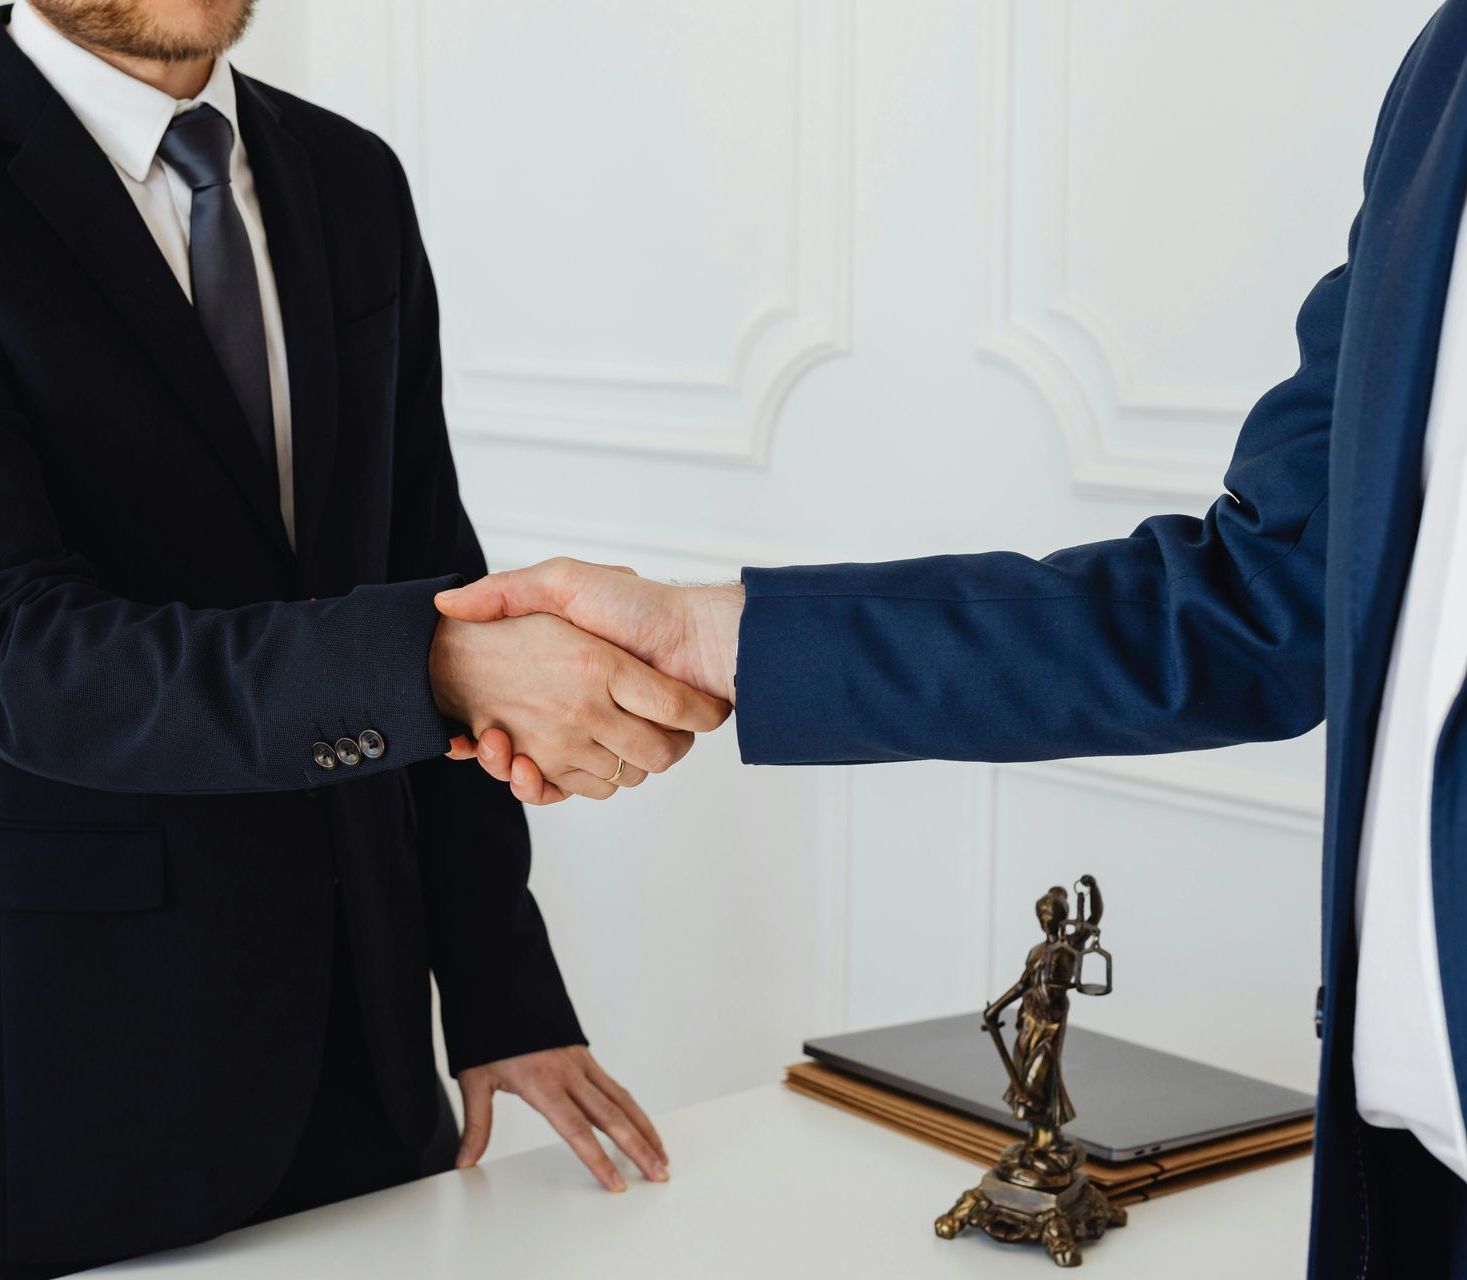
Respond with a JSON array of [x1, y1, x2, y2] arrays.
[[311, 741, 338, 770], [334, 737, 363, 767], [359, 728, 386, 759]]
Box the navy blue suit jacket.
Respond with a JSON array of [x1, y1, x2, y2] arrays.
[[0, 10, 580, 1265], [736, 6, 1467, 1274]]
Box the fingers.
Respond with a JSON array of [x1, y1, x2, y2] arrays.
[[606, 652, 731, 734], [533, 1091, 626, 1193], [575, 741, 649, 790], [509, 755, 566, 805], [484, 1047, 666, 1192], [570, 1078, 669, 1184], [456, 1070, 495, 1169], [478, 734, 625, 805], [594, 710, 694, 778], [444, 733, 478, 760], [584, 1064, 668, 1167], [543, 769, 620, 802], [473, 733, 562, 802], [480, 732, 648, 800], [474, 728, 515, 781]]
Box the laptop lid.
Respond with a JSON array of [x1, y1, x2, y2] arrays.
[[803, 1013, 1314, 1162]]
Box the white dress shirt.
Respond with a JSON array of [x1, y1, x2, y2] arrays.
[[1352, 199, 1467, 1180], [9, 0, 295, 546]]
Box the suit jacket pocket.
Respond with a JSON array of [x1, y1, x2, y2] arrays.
[[0, 825, 165, 912], [336, 294, 400, 353]]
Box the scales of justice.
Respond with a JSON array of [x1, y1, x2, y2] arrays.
[[934, 875, 1127, 1267]]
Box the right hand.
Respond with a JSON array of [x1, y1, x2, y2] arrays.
[[434, 558, 744, 704], [429, 613, 729, 801]]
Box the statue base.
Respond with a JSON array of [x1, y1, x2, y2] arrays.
[[934, 1168, 1126, 1268]]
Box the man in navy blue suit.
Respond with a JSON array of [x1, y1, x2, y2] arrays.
[[438, 5, 1467, 1273], [0, 0, 733, 1272]]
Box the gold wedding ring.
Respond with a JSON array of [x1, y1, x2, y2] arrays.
[[608, 757, 626, 784]]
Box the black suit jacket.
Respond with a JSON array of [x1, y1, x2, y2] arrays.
[[0, 11, 582, 1264]]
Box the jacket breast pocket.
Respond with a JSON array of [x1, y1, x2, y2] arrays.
[[0, 825, 166, 913], [334, 296, 401, 487], [336, 295, 400, 356]]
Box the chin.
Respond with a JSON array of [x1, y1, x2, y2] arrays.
[[30, 0, 257, 61], [148, 0, 254, 51]]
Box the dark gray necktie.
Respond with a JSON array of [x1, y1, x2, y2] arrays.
[[156, 105, 275, 467]]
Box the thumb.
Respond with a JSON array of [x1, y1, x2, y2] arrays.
[[435, 559, 584, 623], [456, 1071, 495, 1168], [609, 653, 732, 734], [434, 573, 515, 623]]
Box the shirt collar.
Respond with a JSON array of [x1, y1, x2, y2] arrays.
[[9, 0, 239, 185]]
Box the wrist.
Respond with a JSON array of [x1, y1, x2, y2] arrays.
[[685, 585, 743, 705], [428, 615, 474, 725]]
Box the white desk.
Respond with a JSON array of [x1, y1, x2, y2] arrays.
[[94, 1085, 1312, 1278]]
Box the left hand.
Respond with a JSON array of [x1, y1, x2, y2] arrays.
[[455, 1045, 669, 1191]]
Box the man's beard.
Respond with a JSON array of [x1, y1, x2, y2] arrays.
[[28, 0, 257, 63]]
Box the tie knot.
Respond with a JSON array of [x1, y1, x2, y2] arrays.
[[157, 104, 234, 192]]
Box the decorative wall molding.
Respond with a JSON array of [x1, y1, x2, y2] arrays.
[[401, 0, 854, 466], [1002, 755, 1323, 836], [975, 0, 1251, 503], [464, 499, 829, 577]]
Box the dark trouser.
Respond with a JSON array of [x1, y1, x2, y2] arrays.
[[1359, 1122, 1467, 1278], [9, 910, 458, 1278]]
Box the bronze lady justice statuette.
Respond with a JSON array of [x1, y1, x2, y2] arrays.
[[934, 876, 1127, 1267]]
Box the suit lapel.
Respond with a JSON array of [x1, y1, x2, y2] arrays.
[[0, 38, 293, 564], [1345, 16, 1467, 682], [1320, 3, 1467, 1100], [235, 75, 338, 592]]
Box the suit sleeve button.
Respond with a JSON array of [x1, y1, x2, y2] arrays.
[[334, 737, 363, 767], [311, 741, 338, 770], [359, 728, 386, 759]]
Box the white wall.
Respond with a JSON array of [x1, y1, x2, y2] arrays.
[[234, 0, 1440, 1155]]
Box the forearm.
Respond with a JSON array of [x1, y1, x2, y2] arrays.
[[0, 568, 457, 793], [732, 525, 1326, 766]]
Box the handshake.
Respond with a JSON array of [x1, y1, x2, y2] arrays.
[[427, 558, 745, 805]]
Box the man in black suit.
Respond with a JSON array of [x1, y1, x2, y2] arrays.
[[0, 0, 728, 1272]]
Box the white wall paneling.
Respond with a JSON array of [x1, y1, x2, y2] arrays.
[[974, 0, 1439, 501], [403, 0, 855, 463], [232, 1, 1442, 1150]]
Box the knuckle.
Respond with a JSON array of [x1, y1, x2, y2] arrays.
[[523, 1063, 556, 1090], [546, 557, 580, 592], [573, 644, 606, 685], [645, 740, 678, 774], [654, 686, 689, 725]]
